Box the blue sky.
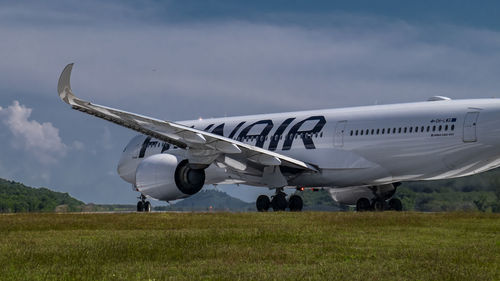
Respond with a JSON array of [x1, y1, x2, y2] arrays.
[[1, 0, 500, 204]]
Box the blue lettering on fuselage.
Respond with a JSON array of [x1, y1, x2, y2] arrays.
[[203, 115, 326, 150], [139, 115, 326, 157]]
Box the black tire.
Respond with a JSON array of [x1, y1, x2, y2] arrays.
[[144, 201, 152, 212], [288, 195, 303, 212], [388, 198, 403, 211], [271, 193, 288, 211], [256, 195, 271, 212], [356, 198, 371, 212], [137, 201, 144, 212], [373, 200, 385, 211]]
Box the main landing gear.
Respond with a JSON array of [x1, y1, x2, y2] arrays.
[[356, 184, 403, 212], [256, 189, 303, 212], [356, 197, 402, 212], [137, 194, 152, 212]]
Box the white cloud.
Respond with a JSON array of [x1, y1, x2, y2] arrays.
[[0, 101, 67, 164], [98, 126, 113, 150], [72, 140, 85, 150]]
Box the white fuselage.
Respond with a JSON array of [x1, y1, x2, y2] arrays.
[[117, 99, 500, 203]]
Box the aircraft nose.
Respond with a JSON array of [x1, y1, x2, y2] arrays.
[[117, 152, 137, 184], [117, 135, 145, 183]]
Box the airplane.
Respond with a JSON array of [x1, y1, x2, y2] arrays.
[[57, 63, 500, 212]]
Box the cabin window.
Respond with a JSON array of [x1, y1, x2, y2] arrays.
[[350, 130, 353, 136], [365, 129, 369, 135], [451, 125, 455, 131], [404, 127, 407, 133], [376, 129, 380, 135], [427, 126, 430, 132], [382, 128, 385, 134], [409, 127, 413, 133], [432, 126, 436, 132], [398, 128, 401, 134], [445, 125, 448, 131], [370, 129, 374, 135], [360, 130, 364, 136], [392, 128, 396, 134], [355, 130, 358, 136], [439, 125, 442, 131]]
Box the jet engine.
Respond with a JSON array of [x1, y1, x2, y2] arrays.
[[135, 154, 205, 201]]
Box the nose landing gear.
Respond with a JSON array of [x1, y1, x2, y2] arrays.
[[137, 194, 152, 212]]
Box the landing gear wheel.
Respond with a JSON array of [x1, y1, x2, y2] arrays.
[[373, 200, 386, 211], [388, 198, 403, 211], [288, 195, 303, 212], [144, 201, 152, 212], [271, 192, 288, 211], [137, 201, 144, 212], [256, 195, 271, 212], [356, 198, 371, 212]]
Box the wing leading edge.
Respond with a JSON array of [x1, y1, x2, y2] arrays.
[[57, 64, 318, 181]]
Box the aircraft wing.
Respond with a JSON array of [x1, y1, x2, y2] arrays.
[[58, 64, 318, 178]]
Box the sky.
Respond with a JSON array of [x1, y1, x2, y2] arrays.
[[1, 0, 500, 204]]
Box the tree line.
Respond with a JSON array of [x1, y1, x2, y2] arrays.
[[0, 179, 83, 213]]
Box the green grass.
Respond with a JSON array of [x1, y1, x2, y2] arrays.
[[0, 212, 499, 281]]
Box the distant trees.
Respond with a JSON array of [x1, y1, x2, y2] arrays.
[[397, 170, 500, 212], [0, 179, 83, 213], [2, 167, 500, 213]]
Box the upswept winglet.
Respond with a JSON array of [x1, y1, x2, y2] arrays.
[[57, 63, 79, 105]]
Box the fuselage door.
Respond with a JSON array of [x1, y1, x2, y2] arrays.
[[463, 112, 479, 142], [334, 121, 347, 147]]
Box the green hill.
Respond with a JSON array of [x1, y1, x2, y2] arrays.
[[2, 166, 500, 213], [155, 189, 255, 212], [0, 179, 84, 212]]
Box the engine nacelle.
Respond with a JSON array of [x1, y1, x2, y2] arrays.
[[135, 154, 205, 201]]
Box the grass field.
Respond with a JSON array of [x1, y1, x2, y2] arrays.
[[0, 212, 499, 281]]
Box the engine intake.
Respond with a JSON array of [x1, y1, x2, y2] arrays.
[[135, 154, 205, 201], [175, 160, 205, 195]]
